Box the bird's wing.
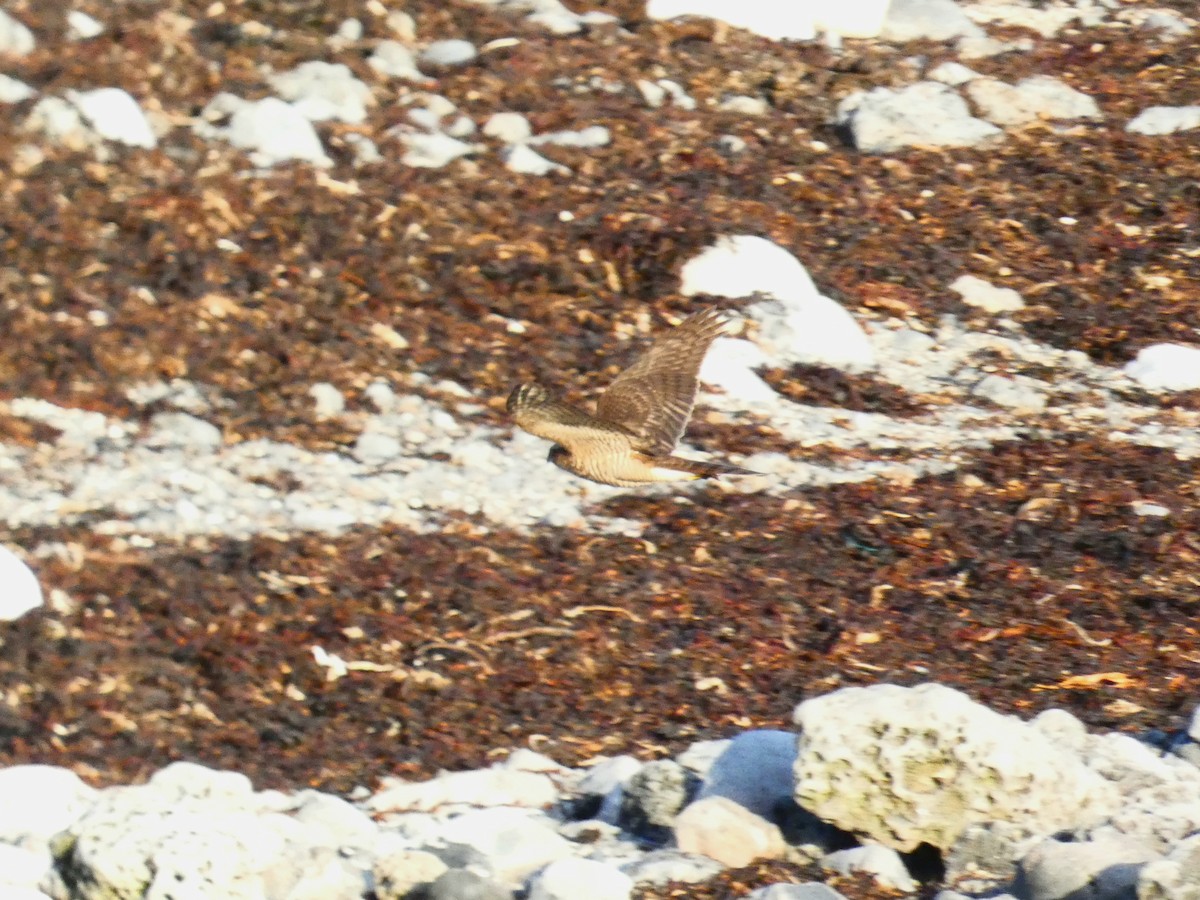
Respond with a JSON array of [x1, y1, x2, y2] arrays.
[[508, 383, 634, 449], [595, 308, 728, 455]]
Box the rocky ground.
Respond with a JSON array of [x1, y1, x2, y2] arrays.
[[1, 0, 1199, 897]]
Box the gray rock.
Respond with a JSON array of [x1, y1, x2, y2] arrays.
[[421, 39, 477, 67], [415, 868, 512, 900], [793, 684, 1118, 852], [967, 76, 1102, 127], [836, 82, 1002, 154], [881, 0, 985, 41], [1013, 836, 1156, 900], [526, 857, 634, 900], [620, 759, 695, 837], [821, 845, 917, 892], [435, 808, 574, 884], [1126, 106, 1200, 136], [620, 849, 724, 886], [0, 9, 35, 55], [695, 730, 795, 819], [945, 822, 1040, 890]]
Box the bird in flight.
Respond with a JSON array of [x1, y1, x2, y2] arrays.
[[507, 308, 758, 487]]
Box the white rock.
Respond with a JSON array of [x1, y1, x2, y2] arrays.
[[439, 807, 574, 884], [950, 274, 1026, 313], [396, 130, 481, 168], [718, 94, 768, 115], [657, 79, 696, 110], [748, 885, 849, 900], [269, 61, 373, 124], [699, 337, 779, 403], [369, 40, 428, 81], [224, 96, 331, 167], [65, 88, 157, 149], [484, 112, 533, 143], [0, 843, 51, 892], [366, 767, 559, 814], [0, 74, 34, 103], [527, 858, 634, 900], [822, 845, 916, 891], [1190, 705, 1200, 743], [145, 412, 224, 452], [680, 235, 874, 370], [24, 97, 91, 148], [1127, 105, 1200, 135], [837, 81, 1002, 153], [528, 125, 611, 148], [1131, 501, 1170, 518], [353, 427, 403, 465], [620, 848, 724, 885], [502, 143, 568, 175], [695, 730, 796, 818], [966, 75, 1102, 127], [637, 79, 667, 108], [372, 849, 448, 900], [882, 0, 985, 41], [0, 765, 95, 845], [421, 39, 477, 67], [335, 18, 363, 42], [67, 10, 105, 40], [971, 374, 1048, 411], [0, 10, 34, 55], [309, 383, 346, 418], [0, 546, 43, 621], [1137, 833, 1200, 899], [645, 0, 819, 40], [793, 684, 1119, 852], [674, 796, 786, 867], [1124, 344, 1200, 391], [681, 234, 818, 305], [386, 11, 417, 41], [927, 61, 981, 86]]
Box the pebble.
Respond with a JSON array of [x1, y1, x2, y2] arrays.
[[269, 61, 373, 124], [694, 730, 796, 818], [484, 112, 534, 143], [396, 130, 481, 168], [965, 75, 1101, 127], [0, 9, 34, 55], [64, 88, 157, 149], [836, 82, 1002, 153], [0, 74, 34, 103], [1126, 105, 1200, 135], [0, 547, 45, 621], [421, 39, 478, 67], [214, 95, 332, 167], [718, 94, 769, 115], [645, 0, 819, 41], [528, 125, 611, 148], [526, 857, 634, 900], [369, 40, 428, 81], [66, 10, 105, 40], [880, 0, 985, 42], [950, 274, 1026, 313], [310, 383, 347, 418], [971, 374, 1048, 412], [502, 143, 568, 175], [1123, 343, 1200, 390], [749, 885, 849, 900], [674, 796, 786, 867]]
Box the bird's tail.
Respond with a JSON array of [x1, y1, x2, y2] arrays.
[[663, 457, 761, 481]]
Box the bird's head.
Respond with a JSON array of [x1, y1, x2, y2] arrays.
[[507, 382, 549, 414], [547, 445, 570, 466]]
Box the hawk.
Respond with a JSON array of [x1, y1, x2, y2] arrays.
[[507, 308, 758, 487]]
